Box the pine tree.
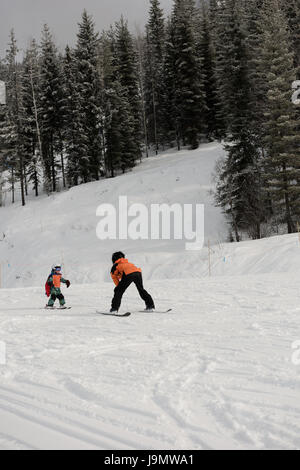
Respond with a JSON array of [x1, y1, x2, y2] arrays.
[[143, 0, 166, 153], [115, 17, 143, 163], [75, 10, 102, 182], [0, 101, 18, 204], [0, 61, 6, 206], [135, 33, 149, 158], [63, 45, 86, 186], [214, 0, 266, 240], [104, 84, 123, 177], [22, 40, 42, 197], [257, 0, 300, 233], [245, 0, 265, 141], [1, 31, 26, 205], [39, 24, 64, 192], [100, 29, 137, 176], [162, 18, 180, 148], [282, 0, 300, 73], [170, 0, 206, 149], [198, 1, 219, 140]]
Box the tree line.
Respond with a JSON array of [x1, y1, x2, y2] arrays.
[[0, 0, 300, 242]]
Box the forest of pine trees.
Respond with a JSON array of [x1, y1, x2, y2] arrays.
[[0, 0, 300, 242]]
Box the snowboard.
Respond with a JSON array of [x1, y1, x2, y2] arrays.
[[96, 311, 131, 317]]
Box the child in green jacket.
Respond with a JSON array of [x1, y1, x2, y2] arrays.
[[45, 265, 71, 309]]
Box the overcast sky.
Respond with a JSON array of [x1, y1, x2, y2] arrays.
[[0, 0, 173, 58]]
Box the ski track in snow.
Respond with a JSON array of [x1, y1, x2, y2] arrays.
[[1, 143, 300, 449], [0, 275, 300, 450]]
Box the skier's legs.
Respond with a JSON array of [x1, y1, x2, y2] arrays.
[[111, 276, 133, 311], [133, 273, 155, 309], [48, 288, 65, 307], [57, 292, 65, 306], [48, 292, 57, 307]]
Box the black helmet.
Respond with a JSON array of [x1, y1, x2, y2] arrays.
[[112, 252, 125, 263]]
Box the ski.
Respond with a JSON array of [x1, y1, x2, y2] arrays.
[[44, 306, 72, 310], [96, 311, 131, 317], [137, 309, 173, 314]]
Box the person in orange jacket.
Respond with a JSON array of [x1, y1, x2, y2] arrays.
[[110, 252, 155, 313]]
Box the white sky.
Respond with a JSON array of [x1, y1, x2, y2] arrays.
[[0, 0, 173, 58]]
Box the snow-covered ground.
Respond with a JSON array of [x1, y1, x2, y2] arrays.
[[0, 142, 225, 288], [0, 143, 300, 450], [0, 272, 300, 450]]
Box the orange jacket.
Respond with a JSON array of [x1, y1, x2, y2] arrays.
[[52, 274, 62, 288], [111, 258, 142, 286]]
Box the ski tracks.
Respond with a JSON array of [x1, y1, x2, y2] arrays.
[[0, 381, 162, 450], [1, 274, 300, 449]]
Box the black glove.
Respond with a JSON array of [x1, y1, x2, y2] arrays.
[[66, 280, 71, 288]]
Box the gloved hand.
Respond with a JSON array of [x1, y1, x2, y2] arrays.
[[66, 280, 71, 288]]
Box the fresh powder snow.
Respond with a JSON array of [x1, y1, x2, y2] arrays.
[[0, 143, 300, 450]]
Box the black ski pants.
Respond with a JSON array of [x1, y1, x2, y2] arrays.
[[111, 272, 155, 311]]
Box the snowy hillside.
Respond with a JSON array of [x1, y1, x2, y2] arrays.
[[1, 142, 300, 288], [0, 142, 226, 288], [1, 142, 300, 450]]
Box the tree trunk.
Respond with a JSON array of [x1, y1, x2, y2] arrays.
[[34, 170, 39, 197], [230, 200, 240, 242], [13, 56, 26, 206], [11, 167, 15, 204], [136, 34, 149, 158], [151, 81, 158, 155], [60, 147, 66, 189], [18, 149, 26, 206], [51, 140, 56, 192], [24, 163, 28, 196], [256, 223, 261, 240], [283, 163, 295, 233]]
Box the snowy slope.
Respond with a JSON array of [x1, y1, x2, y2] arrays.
[[1, 141, 300, 289], [0, 143, 226, 289], [1, 142, 300, 450], [0, 272, 300, 450]]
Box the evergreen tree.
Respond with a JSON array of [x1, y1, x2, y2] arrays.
[[63, 45, 86, 186], [39, 24, 64, 192], [75, 10, 102, 182], [115, 17, 143, 162], [22, 40, 42, 197], [215, 0, 265, 240], [161, 17, 180, 148], [282, 0, 300, 73], [198, 1, 219, 140], [135, 33, 149, 158], [207, 0, 227, 137], [100, 29, 137, 176], [1, 31, 26, 205], [257, 0, 300, 233], [143, 0, 166, 152], [169, 0, 206, 149], [104, 83, 123, 177]]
